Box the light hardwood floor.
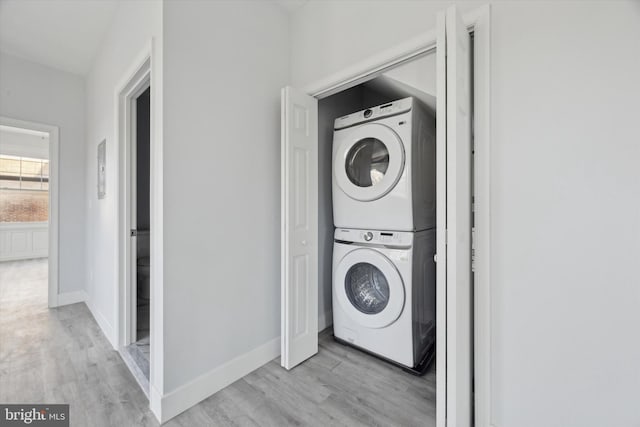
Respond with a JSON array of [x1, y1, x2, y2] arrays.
[[0, 259, 436, 426]]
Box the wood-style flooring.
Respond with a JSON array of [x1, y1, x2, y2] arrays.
[[0, 259, 436, 426]]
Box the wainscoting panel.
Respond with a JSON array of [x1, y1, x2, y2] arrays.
[[0, 223, 48, 261]]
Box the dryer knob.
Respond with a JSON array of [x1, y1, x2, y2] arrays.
[[364, 232, 373, 241]]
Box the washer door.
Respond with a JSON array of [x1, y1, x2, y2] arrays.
[[334, 123, 405, 202], [335, 248, 405, 329]]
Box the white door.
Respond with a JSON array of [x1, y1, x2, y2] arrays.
[[281, 86, 319, 370], [436, 5, 473, 427]]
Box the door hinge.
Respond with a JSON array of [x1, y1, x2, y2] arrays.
[[471, 226, 476, 272], [130, 229, 137, 237]]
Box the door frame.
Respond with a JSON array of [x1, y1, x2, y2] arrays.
[[0, 116, 59, 309], [300, 5, 491, 427], [128, 80, 150, 344], [115, 42, 165, 404], [117, 56, 150, 350]]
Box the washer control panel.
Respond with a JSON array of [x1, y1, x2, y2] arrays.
[[334, 228, 413, 246], [334, 97, 413, 130]]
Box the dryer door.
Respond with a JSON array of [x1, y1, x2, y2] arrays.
[[334, 123, 405, 202], [334, 248, 405, 329]]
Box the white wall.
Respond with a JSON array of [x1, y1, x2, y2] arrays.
[[0, 53, 85, 293], [162, 0, 288, 400], [290, 0, 478, 88], [489, 2, 640, 426], [84, 0, 162, 351], [0, 128, 49, 159], [291, 1, 640, 426]]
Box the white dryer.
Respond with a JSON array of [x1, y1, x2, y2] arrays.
[[332, 227, 436, 371], [332, 97, 435, 232]]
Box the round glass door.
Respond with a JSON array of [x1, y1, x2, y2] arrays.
[[334, 248, 405, 329], [345, 262, 390, 314], [345, 138, 390, 188], [334, 123, 404, 202]]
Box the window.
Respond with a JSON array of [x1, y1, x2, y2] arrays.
[[0, 155, 49, 222]]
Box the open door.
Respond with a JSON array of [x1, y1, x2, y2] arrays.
[[436, 5, 472, 427], [281, 86, 319, 370]]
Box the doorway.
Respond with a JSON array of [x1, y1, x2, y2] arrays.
[[280, 5, 491, 427], [123, 86, 151, 383], [116, 55, 153, 396], [282, 50, 441, 425], [0, 118, 59, 309]]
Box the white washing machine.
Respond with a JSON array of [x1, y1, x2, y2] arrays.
[[332, 227, 436, 370], [332, 97, 436, 232]]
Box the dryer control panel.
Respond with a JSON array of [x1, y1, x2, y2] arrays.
[[334, 228, 413, 247], [334, 97, 413, 130]]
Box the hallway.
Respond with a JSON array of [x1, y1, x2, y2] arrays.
[[0, 259, 158, 425], [0, 259, 436, 426]]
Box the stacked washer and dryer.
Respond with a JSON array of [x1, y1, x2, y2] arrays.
[[331, 97, 437, 374]]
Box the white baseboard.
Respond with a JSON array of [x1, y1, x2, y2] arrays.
[[147, 314, 332, 423], [0, 253, 48, 262], [319, 309, 333, 332], [157, 337, 280, 423], [56, 290, 87, 307], [85, 297, 118, 350], [149, 384, 163, 423]]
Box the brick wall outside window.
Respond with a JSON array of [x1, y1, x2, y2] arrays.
[[0, 155, 49, 222], [0, 189, 48, 222]]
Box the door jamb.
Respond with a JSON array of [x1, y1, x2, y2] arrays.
[[0, 116, 59, 309], [114, 40, 164, 415], [130, 94, 138, 344], [115, 46, 160, 403], [117, 57, 150, 350], [127, 81, 150, 344], [470, 6, 492, 427], [300, 5, 491, 427]]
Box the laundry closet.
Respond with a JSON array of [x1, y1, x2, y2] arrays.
[[315, 53, 438, 374], [281, 6, 476, 425]]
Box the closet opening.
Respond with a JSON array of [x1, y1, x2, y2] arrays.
[[317, 51, 439, 422], [281, 6, 488, 426]]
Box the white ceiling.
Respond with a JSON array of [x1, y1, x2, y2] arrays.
[[274, 0, 309, 14], [0, 0, 118, 75], [0, 0, 307, 76]]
